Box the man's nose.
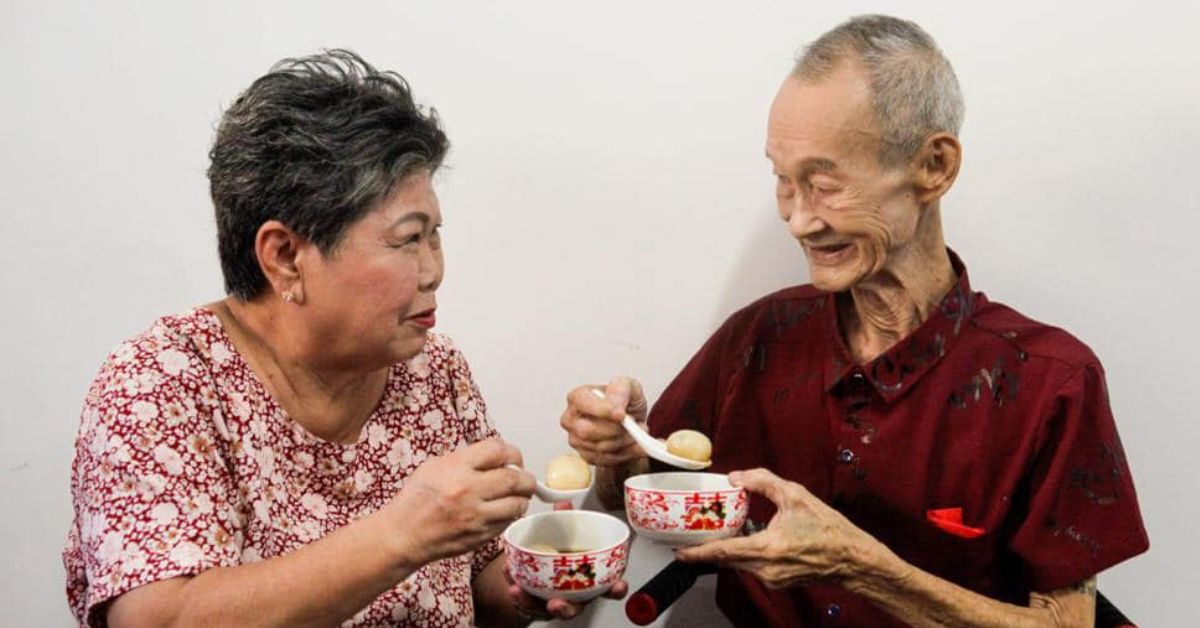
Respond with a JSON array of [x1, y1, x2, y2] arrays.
[[784, 195, 827, 240]]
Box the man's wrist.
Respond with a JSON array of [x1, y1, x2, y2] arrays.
[[843, 537, 913, 597]]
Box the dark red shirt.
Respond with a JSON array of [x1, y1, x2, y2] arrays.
[[647, 253, 1148, 627]]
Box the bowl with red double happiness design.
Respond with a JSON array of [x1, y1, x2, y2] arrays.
[[502, 510, 631, 602], [624, 472, 748, 546]]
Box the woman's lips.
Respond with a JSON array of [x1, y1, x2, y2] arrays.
[[408, 310, 437, 329], [805, 242, 854, 265]]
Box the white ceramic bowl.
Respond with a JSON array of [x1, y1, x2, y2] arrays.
[[502, 510, 631, 602], [624, 472, 747, 546]]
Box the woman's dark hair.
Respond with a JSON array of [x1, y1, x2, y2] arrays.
[[208, 49, 448, 300]]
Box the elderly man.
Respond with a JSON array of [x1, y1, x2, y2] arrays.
[[560, 15, 1148, 627]]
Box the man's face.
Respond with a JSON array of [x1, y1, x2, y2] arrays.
[[767, 65, 921, 292]]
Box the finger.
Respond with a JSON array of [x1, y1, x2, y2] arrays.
[[675, 535, 765, 565], [546, 598, 580, 619], [467, 438, 523, 471], [728, 468, 791, 506], [603, 579, 629, 599], [567, 436, 642, 466], [477, 495, 531, 524], [567, 385, 623, 424], [507, 585, 552, 620], [568, 415, 630, 443], [477, 465, 537, 501]]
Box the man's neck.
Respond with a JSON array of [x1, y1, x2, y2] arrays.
[[840, 224, 956, 364]]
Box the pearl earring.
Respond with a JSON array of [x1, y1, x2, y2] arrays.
[[282, 291, 295, 303]]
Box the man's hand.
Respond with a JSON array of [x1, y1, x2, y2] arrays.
[[560, 377, 648, 467], [504, 569, 629, 622], [675, 468, 889, 589]]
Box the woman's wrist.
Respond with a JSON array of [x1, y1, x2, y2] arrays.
[[365, 504, 426, 577]]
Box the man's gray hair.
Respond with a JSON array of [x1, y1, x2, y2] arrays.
[[794, 15, 964, 167]]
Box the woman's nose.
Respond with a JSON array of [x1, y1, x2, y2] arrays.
[[417, 244, 442, 291]]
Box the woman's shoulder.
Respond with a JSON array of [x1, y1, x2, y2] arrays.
[[97, 308, 222, 375], [83, 308, 227, 415]]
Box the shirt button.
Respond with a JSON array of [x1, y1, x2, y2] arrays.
[[838, 448, 855, 464], [826, 603, 842, 618]]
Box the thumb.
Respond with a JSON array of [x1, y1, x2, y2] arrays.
[[728, 468, 791, 506], [604, 377, 636, 420]]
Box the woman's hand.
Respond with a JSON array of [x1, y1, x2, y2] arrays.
[[560, 377, 648, 467], [503, 569, 628, 622], [384, 439, 536, 567]]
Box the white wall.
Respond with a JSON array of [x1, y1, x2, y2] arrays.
[[3, 1, 1197, 625]]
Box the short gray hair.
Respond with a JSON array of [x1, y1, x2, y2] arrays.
[[209, 49, 448, 300], [794, 15, 964, 167]]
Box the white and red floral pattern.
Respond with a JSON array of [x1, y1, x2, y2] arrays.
[[503, 541, 628, 602], [64, 308, 502, 628], [625, 487, 747, 538]]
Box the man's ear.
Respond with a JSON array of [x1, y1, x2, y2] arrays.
[[255, 220, 307, 303], [912, 132, 962, 204]]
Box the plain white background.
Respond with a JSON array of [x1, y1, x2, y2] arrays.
[[2, 1, 1197, 625]]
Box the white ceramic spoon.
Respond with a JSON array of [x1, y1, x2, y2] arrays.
[[589, 388, 711, 470], [532, 477, 591, 503], [507, 463, 593, 502]]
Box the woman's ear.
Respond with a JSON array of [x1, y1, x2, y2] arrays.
[[254, 220, 306, 303], [912, 133, 962, 205]]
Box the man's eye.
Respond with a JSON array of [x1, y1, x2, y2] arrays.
[[775, 175, 794, 196]]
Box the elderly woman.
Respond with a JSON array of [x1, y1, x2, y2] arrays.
[[64, 50, 617, 627]]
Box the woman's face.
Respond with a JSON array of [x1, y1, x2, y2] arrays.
[[297, 172, 444, 370]]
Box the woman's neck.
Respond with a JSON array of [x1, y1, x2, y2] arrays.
[[210, 297, 388, 444]]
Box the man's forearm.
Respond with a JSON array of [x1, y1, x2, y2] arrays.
[[845, 545, 1091, 628], [109, 510, 418, 628], [595, 457, 649, 510]]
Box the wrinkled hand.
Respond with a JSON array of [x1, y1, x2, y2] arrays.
[[386, 439, 535, 566], [504, 569, 628, 622], [675, 468, 886, 590], [560, 377, 648, 467]]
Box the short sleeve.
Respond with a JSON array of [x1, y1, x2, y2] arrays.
[[1009, 362, 1149, 592], [441, 336, 505, 580], [646, 315, 743, 471], [443, 336, 498, 446], [65, 330, 244, 625]]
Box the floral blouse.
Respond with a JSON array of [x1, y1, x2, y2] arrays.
[[64, 308, 503, 627]]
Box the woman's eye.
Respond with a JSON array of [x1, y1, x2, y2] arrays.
[[390, 234, 420, 248]]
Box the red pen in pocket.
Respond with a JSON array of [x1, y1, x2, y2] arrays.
[[926, 507, 986, 539]]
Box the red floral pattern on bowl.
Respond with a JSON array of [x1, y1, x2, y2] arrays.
[[625, 472, 747, 546], [503, 510, 630, 602]]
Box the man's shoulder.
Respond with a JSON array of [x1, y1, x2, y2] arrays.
[[713, 284, 830, 343], [972, 298, 1100, 369]]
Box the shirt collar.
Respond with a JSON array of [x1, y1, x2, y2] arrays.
[[823, 250, 979, 402]]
